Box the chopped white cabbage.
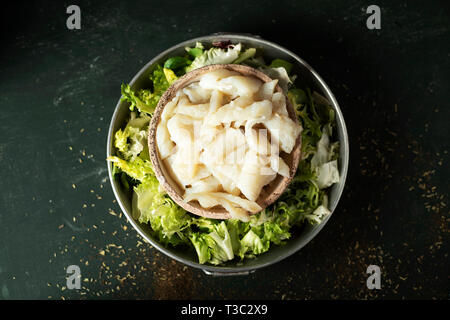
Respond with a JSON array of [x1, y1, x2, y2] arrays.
[[316, 160, 340, 189], [198, 69, 240, 90], [224, 143, 247, 165], [216, 76, 262, 98], [157, 96, 179, 159], [257, 79, 278, 101], [306, 205, 331, 224], [184, 192, 249, 221], [163, 153, 185, 188], [236, 150, 276, 201], [186, 192, 261, 213], [165, 153, 210, 188], [200, 127, 246, 165], [155, 68, 302, 220], [176, 102, 209, 119], [259, 67, 292, 92], [232, 120, 245, 128], [184, 176, 220, 195], [206, 100, 272, 126], [311, 126, 331, 168], [213, 164, 242, 189], [272, 92, 288, 116], [238, 169, 276, 202], [212, 170, 240, 195], [209, 89, 224, 113], [156, 121, 174, 159], [245, 120, 270, 155], [160, 96, 179, 121], [230, 95, 254, 108], [311, 126, 340, 189], [270, 155, 290, 177], [184, 192, 255, 221], [182, 82, 212, 104], [166, 113, 194, 146], [263, 113, 301, 154], [198, 122, 221, 145]]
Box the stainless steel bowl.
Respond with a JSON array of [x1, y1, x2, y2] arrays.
[[107, 33, 349, 276]]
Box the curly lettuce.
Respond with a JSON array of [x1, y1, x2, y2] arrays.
[[120, 65, 173, 114]]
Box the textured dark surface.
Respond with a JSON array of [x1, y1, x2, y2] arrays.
[[0, 0, 448, 299]]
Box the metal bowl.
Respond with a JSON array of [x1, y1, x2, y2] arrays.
[[148, 63, 302, 220], [107, 33, 349, 276]]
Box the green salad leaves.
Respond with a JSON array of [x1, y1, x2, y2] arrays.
[[107, 42, 340, 265]]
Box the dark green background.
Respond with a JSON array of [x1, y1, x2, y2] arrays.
[[0, 0, 448, 299]]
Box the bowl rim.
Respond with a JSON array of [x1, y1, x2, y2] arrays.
[[106, 33, 349, 274]]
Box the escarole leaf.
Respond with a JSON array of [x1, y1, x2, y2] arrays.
[[107, 156, 154, 182], [189, 233, 212, 264], [114, 119, 149, 161], [239, 230, 270, 258], [233, 48, 256, 64], [186, 43, 242, 72], [120, 65, 172, 115], [207, 221, 235, 264], [135, 176, 191, 246], [120, 84, 156, 114], [311, 125, 340, 189], [189, 221, 235, 265]]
